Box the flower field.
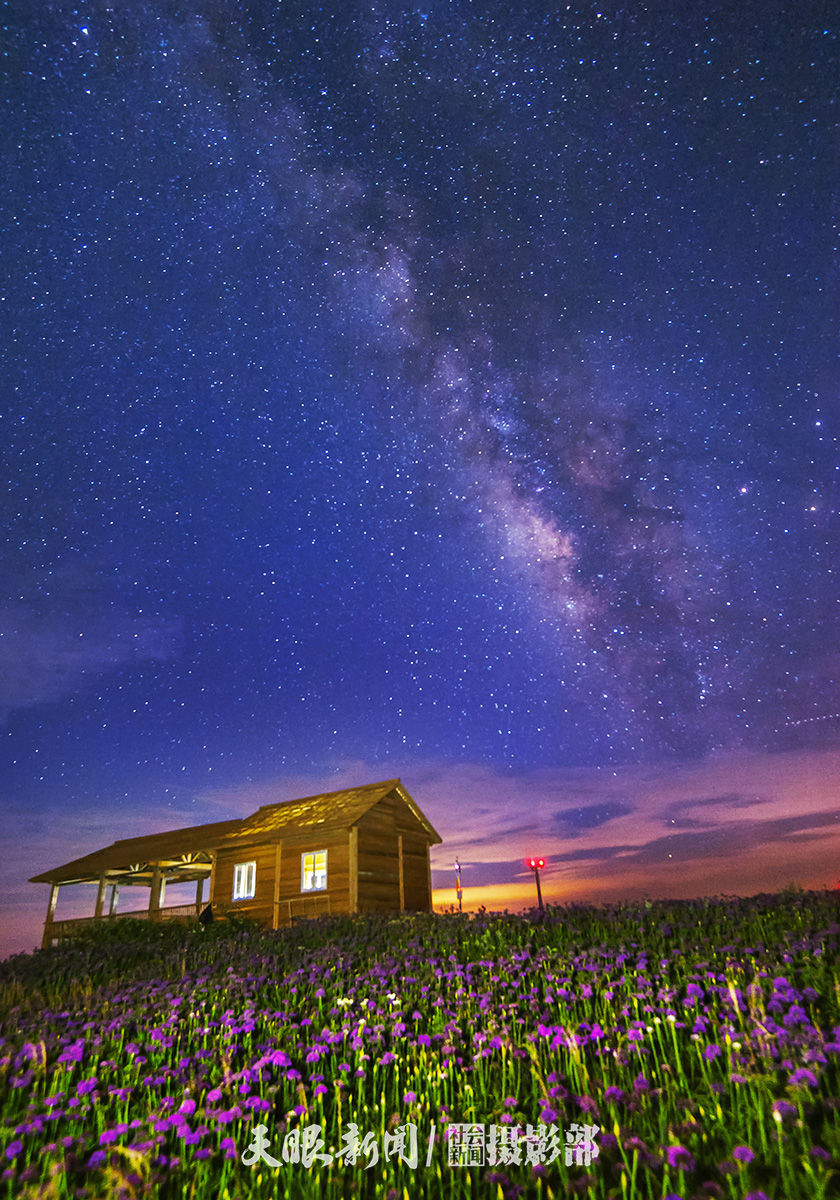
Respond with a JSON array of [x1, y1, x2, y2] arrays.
[[1, 890, 839, 1199]]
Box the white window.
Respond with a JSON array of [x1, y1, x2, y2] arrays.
[[301, 850, 327, 891], [233, 861, 256, 900]]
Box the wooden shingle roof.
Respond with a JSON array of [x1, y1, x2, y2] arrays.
[[221, 779, 442, 844]]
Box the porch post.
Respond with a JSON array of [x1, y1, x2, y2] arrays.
[[94, 874, 108, 919], [272, 841, 282, 930], [109, 884, 120, 916], [195, 877, 204, 911], [398, 834, 405, 912], [348, 826, 358, 915], [42, 883, 59, 949], [149, 863, 162, 919]]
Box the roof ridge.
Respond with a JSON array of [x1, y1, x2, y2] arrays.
[[250, 777, 400, 814]]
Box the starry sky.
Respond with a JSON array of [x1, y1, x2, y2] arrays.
[[3, 0, 839, 956]]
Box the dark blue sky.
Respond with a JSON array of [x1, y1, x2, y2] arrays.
[[2, 0, 839, 951]]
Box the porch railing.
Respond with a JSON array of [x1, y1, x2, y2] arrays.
[[278, 892, 332, 926], [48, 903, 199, 939]]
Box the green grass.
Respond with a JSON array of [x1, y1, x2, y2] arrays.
[[1, 890, 839, 1198]]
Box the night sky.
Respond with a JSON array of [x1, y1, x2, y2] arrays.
[[3, 0, 840, 956]]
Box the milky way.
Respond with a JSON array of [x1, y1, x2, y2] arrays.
[[2, 0, 838, 836]]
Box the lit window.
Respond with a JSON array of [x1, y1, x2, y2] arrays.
[[233, 861, 256, 900], [301, 850, 327, 891]]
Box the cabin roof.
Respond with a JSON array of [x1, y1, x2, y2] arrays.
[[29, 779, 441, 885], [28, 818, 246, 885], [225, 778, 442, 844]]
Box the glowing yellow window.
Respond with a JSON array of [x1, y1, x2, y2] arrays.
[[301, 850, 327, 892]]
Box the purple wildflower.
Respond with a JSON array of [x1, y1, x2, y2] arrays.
[[539, 1107, 558, 1123], [743, 1193, 771, 1200], [732, 1146, 754, 1163], [5, 1141, 22, 1160], [99, 1131, 118, 1146], [782, 1005, 809, 1028], [214, 1108, 240, 1127], [87, 1150, 107, 1168], [666, 1146, 695, 1171], [772, 1100, 797, 1121], [704, 1044, 722, 1061], [378, 1052, 396, 1066], [403, 1092, 417, 1104], [604, 1087, 624, 1103], [789, 1068, 818, 1087]]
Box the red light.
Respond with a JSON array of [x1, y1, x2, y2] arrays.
[[528, 858, 545, 870]]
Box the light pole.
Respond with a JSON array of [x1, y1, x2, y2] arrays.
[[528, 857, 545, 912], [455, 858, 463, 912]]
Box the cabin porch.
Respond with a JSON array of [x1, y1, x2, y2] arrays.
[[44, 903, 202, 945], [40, 860, 211, 948]]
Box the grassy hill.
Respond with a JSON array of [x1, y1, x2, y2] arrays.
[[1, 891, 839, 1198]]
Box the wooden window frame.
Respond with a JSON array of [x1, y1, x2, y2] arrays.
[[233, 860, 256, 901], [301, 849, 327, 892]]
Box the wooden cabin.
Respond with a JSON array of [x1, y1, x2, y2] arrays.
[[30, 779, 442, 948]]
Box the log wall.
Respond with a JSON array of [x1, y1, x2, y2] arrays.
[[212, 829, 351, 926], [356, 793, 433, 913]]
